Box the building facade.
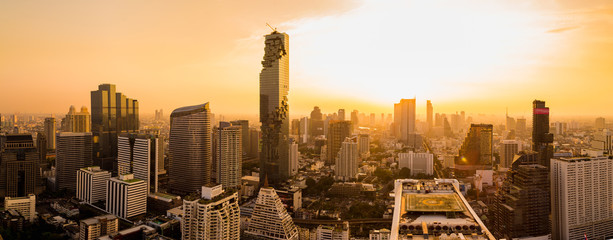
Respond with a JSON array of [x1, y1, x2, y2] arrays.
[[335, 137, 358, 181], [118, 133, 163, 193], [76, 166, 111, 205], [0, 134, 42, 197], [456, 124, 493, 176], [245, 187, 298, 240], [181, 185, 240, 240], [532, 100, 553, 168], [63, 106, 91, 132], [214, 122, 242, 189], [394, 98, 416, 143], [56, 132, 93, 191], [326, 121, 352, 165], [106, 174, 147, 219], [397, 151, 433, 176], [79, 215, 119, 240], [500, 140, 520, 168], [44, 117, 56, 150], [4, 194, 36, 222]]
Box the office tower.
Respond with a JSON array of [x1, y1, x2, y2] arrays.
[[106, 174, 147, 219], [592, 129, 612, 154], [259, 31, 290, 186], [394, 98, 416, 143], [0, 134, 42, 197], [290, 119, 300, 135], [80, 215, 119, 240], [298, 117, 308, 144], [154, 109, 164, 121], [289, 139, 298, 177], [397, 151, 434, 176], [551, 157, 613, 239], [214, 122, 242, 189], [456, 124, 493, 176], [182, 185, 240, 240], [337, 109, 346, 121], [532, 100, 553, 168], [77, 166, 111, 205], [326, 121, 352, 165], [492, 152, 549, 239], [335, 137, 358, 181], [118, 133, 163, 194], [44, 117, 56, 150], [245, 187, 299, 240], [351, 110, 359, 128], [516, 117, 527, 135], [56, 132, 93, 191], [168, 103, 212, 195], [230, 120, 249, 157], [314, 222, 350, 240], [91, 84, 139, 172], [357, 134, 369, 155], [36, 132, 47, 166], [500, 140, 520, 168], [390, 179, 495, 239], [63, 106, 91, 132], [426, 100, 433, 134], [310, 106, 324, 137], [4, 194, 36, 222], [249, 128, 260, 158], [505, 109, 516, 133], [595, 117, 606, 130]]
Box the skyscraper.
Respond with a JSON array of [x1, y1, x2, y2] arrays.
[[169, 103, 212, 195], [229, 120, 249, 157], [532, 100, 553, 168], [350, 110, 359, 129], [492, 151, 549, 239], [259, 31, 290, 186], [44, 117, 56, 150], [62, 105, 91, 132], [551, 157, 613, 239], [0, 134, 42, 197], [214, 122, 242, 189], [309, 107, 324, 137], [106, 174, 147, 219], [76, 166, 111, 205], [337, 109, 346, 121], [56, 132, 93, 191], [182, 185, 240, 240], [289, 138, 298, 177], [426, 100, 433, 134], [456, 124, 493, 176], [118, 133, 164, 194], [394, 98, 416, 144], [326, 120, 352, 165], [595, 117, 606, 130], [91, 84, 139, 173], [335, 137, 358, 181], [245, 187, 299, 240], [500, 140, 520, 168]]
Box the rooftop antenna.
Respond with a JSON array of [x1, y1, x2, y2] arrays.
[[266, 23, 277, 32]]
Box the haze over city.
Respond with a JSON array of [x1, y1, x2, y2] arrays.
[[2, 0, 613, 117]]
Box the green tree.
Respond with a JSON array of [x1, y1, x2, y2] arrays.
[[398, 167, 411, 178]]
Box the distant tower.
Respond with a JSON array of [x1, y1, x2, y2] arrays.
[[426, 100, 433, 134], [326, 121, 352, 165], [169, 103, 212, 195], [337, 109, 346, 121], [44, 117, 56, 150], [289, 138, 299, 177], [500, 140, 520, 168], [259, 30, 290, 186], [394, 98, 416, 143], [56, 132, 93, 191], [245, 187, 299, 240], [63, 106, 91, 132], [309, 107, 324, 137], [532, 100, 553, 168], [335, 137, 358, 181], [456, 124, 493, 176], [214, 122, 242, 189]]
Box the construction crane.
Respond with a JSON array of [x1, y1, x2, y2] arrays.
[[266, 23, 277, 32]]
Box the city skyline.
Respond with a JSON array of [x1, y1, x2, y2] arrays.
[[2, 0, 613, 117]]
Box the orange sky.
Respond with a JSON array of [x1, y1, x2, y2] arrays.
[[1, 0, 612, 118]]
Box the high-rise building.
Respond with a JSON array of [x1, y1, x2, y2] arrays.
[[516, 118, 527, 135], [337, 109, 346, 121], [500, 140, 520, 168], [214, 122, 242, 189], [56, 132, 93, 191], [551, 157, 613, 239], [91, 84, 139, 173], [357, 134, 369, 155], [532, 100, 553, 168], [426, 100, 433, 134], [106, 174, 147, 219], [289, 139, 298, 177], [351, 110, 359, 129], [310, 107, 324, 137], [245, 187, 299, 240], [259, 31, 290, 186], [229, 120, 249, 157], [397, 151, 433, 176], [44, 117, 56, 150], [80, 215, 119, 240], [0, 134, 42, 197], [4, 194, 36, 222], [595, 117, 606, 130], [76, 166, 111, 205], [169, 103, 212, 195], [63, 106, 91, 132], [249, 128, 260, 158], [394, 98, 416, 143], [36, 132, 47, 167], [182, 185, 240, 240], [118, 133, 163, 194], [335, 137, 358, 181], [326, 121, 352, 165], [456, 124, 493, 176], [491, 151, 549, 239], [592, 129, 612, 154]]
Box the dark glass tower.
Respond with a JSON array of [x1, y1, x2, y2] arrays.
[[532, 100, 553, 168], [91, 84, 139, 173], [0, 134, 43, 197]]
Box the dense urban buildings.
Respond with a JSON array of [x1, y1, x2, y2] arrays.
[[91, 83, 139, 172], [335, 137, 358, 181], [245, 187, 299, 240], [62, 105, 91, 132], [106, 174, 147, 219], [76, 166, 111, 205], [168, 103, 212, 195], [0, 134, 42, 197], [326, 120, 352, 165], [214, 122, 242, 189], [182, 185, 240, 240], [551, 157, 613, 239], [118, 133, 164, 193], [4, 194, 36, 222], [259, 31, 291, 186], [56, 132, 93, 191], [532, 100, 553, 168], [456, 124, 493, 176]]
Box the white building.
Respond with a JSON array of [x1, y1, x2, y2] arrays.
[[397, 151, 433, 176], [76, 166, 111, 205], [118, 133, 163, 193], [245, 187, 298, 240], [314, 222, 349, 240], [289, 139, 299, 177], [79, 215, 118, 240], [592, 129, 612, 154], [214, 122, 242, 189], [358, 134, 370, 155], [182, 185, 240, 240], [106, 174, 147, 219], [5, 194, 36, 222], [369, 229, 391, 240], [335, 137, 358, 181], [551, 157, 613, 240], [500, 140, 520, 168]]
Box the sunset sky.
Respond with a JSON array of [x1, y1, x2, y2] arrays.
[[1, 0, 612, 118]]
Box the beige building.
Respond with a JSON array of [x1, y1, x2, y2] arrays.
[[4, 194, 36, 222], [63, 105, 91, 132], [335, 137, 358, 181], [214, 122, 242, 189], [245, 187, 298, 240], [182, 185, 240, 240], [79, 215, 118, 240]]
